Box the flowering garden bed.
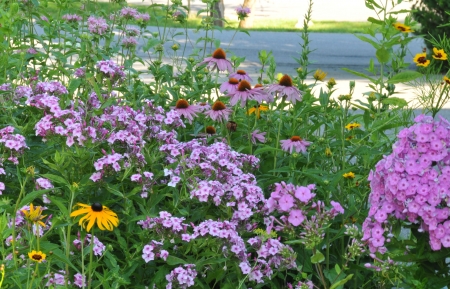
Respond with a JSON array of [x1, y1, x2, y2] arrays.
[[2, 0, 450, 288]]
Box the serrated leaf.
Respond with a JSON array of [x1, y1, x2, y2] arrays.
[[311, 251, 325, 264], [387, 70, 422, 84]]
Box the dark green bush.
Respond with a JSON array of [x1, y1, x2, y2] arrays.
[[412, 0, 450, 50]]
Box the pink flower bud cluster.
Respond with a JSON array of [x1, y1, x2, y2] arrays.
[[165, 264, 197, 289], [73, 233, 106, 256], [62, 14, 82, 23], [159, 140, 264, 222], [363, 115, 450, 253]]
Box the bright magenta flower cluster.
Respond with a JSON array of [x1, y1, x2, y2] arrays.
[[363, 115, 450, 253]]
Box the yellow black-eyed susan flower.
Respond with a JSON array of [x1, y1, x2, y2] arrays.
[[444, 76, 450, 85], [343, 172, 355, 179], [70, 203, 119, 232], [413, 53, 430, 67], [247, 104, 268, 119], [313, 69, 327, 81], [28, 250, 46, 263], [21, 204, 47, 228], [393, 22, 413, 33], [433, 47, 448, 61], [345, 122, 361, 130]]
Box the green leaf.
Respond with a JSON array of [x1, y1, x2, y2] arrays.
[[330, 274, 354, 289], [354, 34, 380, 49], [166, 255, 187, 266], [367, 17, 383, 25], [18, 189, 50, 208], [40, 173, 69, 186], [46, 195, 69, 217], [387, 70, 422, 84], [376, 47, 390, 63], [341, 68, 377, 82], [310, 251, 325, 264], [381, 97, 408, 107], [253, 146, 283, 155], [335, 264, 341, 275]]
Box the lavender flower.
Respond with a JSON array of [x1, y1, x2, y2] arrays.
[[199, 48, 233, 73], [267, 74, 303, 104], [204, 101, 232, 122], [280, 136, 311, 154], [87, 16, 109, 35], [173, 99, 201, 124], [229, 69, 253, 82], [220, 77, 240, 94], [251, 129, 266, 144]]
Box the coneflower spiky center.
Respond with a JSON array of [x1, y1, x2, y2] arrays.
[[290, 136, 302, 142], [229, 77, 239, 84], [206, 126, 216, 134], [279, 74, 293, 87], [237, 69, 246, 75], [254, 83, 263, 88], [212, 101, 226, 111], [237, 80, 251, 91], [212, 48, 226, 59], [176, 99, 189, 109]]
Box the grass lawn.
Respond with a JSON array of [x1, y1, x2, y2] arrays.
[[44, 1, 372, 34]]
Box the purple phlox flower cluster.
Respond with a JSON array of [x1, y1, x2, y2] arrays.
[[363, 115, 450, 253], [0, 83, 11, 91], [122, 36, 138, 48], [74, 67, 86, 78], [241, 236, 296, 283], [62, 14, 82, 22], [91, 151, 125, 182], [159, 140, 264, 221], [27, 47, 38, 55], [35, 177, 54, 204], [166, 264, 197, 289], [73, 273, 86, 288], [73, 233, 106, 256], [131, 171, 154, 198], [0, 126, 29, 166], [96, 60, 126, 85], [138, 211, 188, 237], [35, 81, 68, 96], [142, 240, 169, 263], [44, 270, 68, 287], [87, 16, 109, 35], [236, 6, 251, 19], [287, 280, 314, 289], [265, 182, 344, 240]]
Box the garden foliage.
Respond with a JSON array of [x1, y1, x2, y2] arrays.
[[1, 0, 450, 288]]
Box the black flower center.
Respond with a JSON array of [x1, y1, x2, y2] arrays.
[[32, 254, 42, 261], [91, 202, 103, 212]]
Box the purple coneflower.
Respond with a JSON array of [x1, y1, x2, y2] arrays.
[[251, 130, 266, 144], [267, 74, 303, 104], [280, 136, 311, 154], [204, 101, 232, 122], [220, 77, 239, 94], [252, 83, 273, 103], [174, 99, 201, 124], [229, 69, 252, 82], [199, 48, 233, 73], [227, 80, 261, 107]]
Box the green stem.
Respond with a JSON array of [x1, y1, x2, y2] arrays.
[[87, 228, 95, 289]]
